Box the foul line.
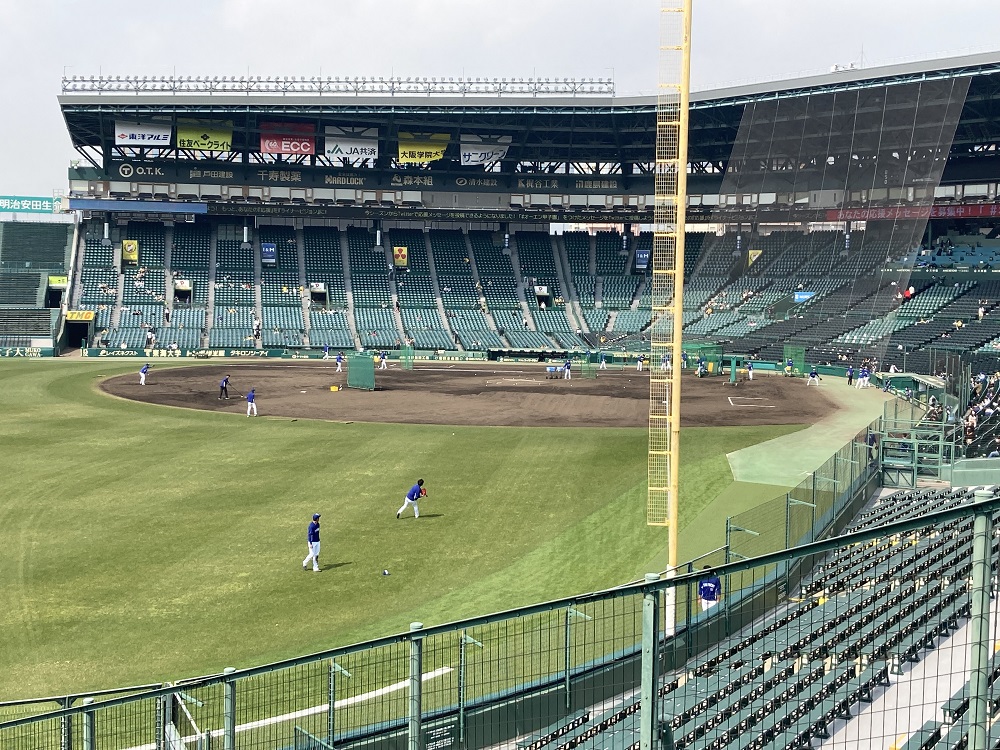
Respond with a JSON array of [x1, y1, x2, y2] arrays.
[[124, 667, 453, 750], [728, 397, 775, 408]]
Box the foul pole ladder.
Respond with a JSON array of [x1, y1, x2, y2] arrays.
[[647, 0, 691, 571]]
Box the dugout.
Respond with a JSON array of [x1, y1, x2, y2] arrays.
[[683, 343, 724, 375]]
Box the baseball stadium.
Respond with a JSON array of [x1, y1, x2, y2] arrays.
[[4, 5, 1000, 749]]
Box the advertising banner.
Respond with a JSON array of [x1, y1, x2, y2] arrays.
[[635, 247, 651, 270], [748, 249, 763, 266], [393, 246, 409, 267], [0, 196, 57, 213], [397, 133, 449, 163], [260, 122, 315, 155], [176, 119, 233, 151], [459, 135, 511, 166], [793, 291, 816, 304], [122, 239, 139, 264], [826, 204, 1000, 221], [114, 121, 171, 148], [66, 310, 95, 322], [48, 276, 68, 289], [261, 242, 277, 266], [324, 127, 379, 160]]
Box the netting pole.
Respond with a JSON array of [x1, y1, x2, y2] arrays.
[[81, 700, 95, 750], [639, 574, 662, 750], [968, 490, 994, 750], [408, 622, 424, 750]]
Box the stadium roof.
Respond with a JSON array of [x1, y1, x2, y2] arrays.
[[59, 51, 1000, 188]]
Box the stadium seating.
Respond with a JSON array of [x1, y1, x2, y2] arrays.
[[171, 224, 211, 270], [0, 222, 70, 268], [303, 227, 342, 272], [0, 273, 42, 305], [122, 222, 166, 268]]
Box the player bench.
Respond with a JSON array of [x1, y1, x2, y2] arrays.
[[545, 366, 562, 379]]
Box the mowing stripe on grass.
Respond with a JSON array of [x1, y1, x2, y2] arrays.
[[123, 666, 454, 750]]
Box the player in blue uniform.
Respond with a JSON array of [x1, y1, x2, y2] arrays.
[[302, 513, 321, 572], [379, 351, 388, 370], [563, 359, 572, 380], [139, 363, 150, 386], [746, 361, 753, 381], [396, 479, 426, 519], [219, 375, 230, 399], [323, 344, 330, 360], [336, 351, 344, 373], [246, 388, 257, 417], [698, 566, 721, 611], [807, 366, 820, 386], [598, 351, 607, 370], [846, 364, 854, 386]]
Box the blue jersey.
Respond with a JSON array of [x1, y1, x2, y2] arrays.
[[699, 576, 721, 602], [847, 366, 853, 376], [564, 361, 571, 370], [221, 377, 229, 387], [140, 364, 149, 374], [247, 390, 255, 403], [747, 362, 753, 370], [307, 521, 320, 543], [406, 483, 422, 501], [336, 353, 343, 363]]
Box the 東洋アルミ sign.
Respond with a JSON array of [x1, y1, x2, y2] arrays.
[[115, 121, 171, 147], [0, 196, 57, 213]]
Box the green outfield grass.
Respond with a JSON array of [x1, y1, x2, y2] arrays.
[[0, 360, 803, 699]]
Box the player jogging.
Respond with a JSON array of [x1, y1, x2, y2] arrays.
[[396, 479, 426, 519], [246, 388, 257, 417], [336, 351, 344, 373], [323, 344, 330, 360], [636, 354, 645, 372], [302, 513, 321, 572], [219, 375, 231, 399], [379, 351, 388, 370], [139, 363, 150, 386], [599, 351, 607, 370]]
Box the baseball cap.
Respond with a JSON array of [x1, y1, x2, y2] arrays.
[[313, 513, 321, 520]]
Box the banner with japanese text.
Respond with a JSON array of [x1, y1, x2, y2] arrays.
[[325, 127, 379, 160], [176, 119, 233, 151], [260, 122, 315, 155], [114, 121, 171, 148], [397, 133, 449, 164], [0, 196, 57, 213], [459, 135, 511, 165]]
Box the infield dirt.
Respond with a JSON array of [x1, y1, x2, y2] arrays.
[[102, 362, 834, 428]]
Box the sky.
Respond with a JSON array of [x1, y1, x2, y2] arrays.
[[0, 0, 999, 195]]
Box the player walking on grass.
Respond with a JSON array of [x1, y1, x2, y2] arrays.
[[219, 375, 231, 399], [139, 363, 150, 386], [246, 388, 257, 417], [397, 479, 425, 519], [302, 513, 321, 571]]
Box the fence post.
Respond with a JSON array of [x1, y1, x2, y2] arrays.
[[968, 491, 994, 750], [60, 697, 73, 750], [81, 699, 95, 750], [639, 574, 661, 750], [328, 660, 351, 746], [409, 622, 424, 750], [223, 668, 236, 750]]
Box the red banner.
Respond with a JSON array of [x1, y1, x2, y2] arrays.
[[260, 122, 315, 155], [826, 203, 1000, 222]]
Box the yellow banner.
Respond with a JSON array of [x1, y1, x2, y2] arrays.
[[393, 246, 409, 267], [748, 249, 762, 266], [48, 275, 68, 288], [397, 133, 449, 163], [176, 119, 234, 151], [122, 239, 139, 264], [66, 310, 95, 322]]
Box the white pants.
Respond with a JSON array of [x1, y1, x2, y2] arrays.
[[336, 362, 342, 372], [139, 372, 146, 386], [747, 370, 753, 380], [397, 498, 419, 518], [636, 361, 643, 371], [660, 363, 667, 371], [563, 369, 571, 379], [380, 360, 387, 370], [303, 541, 320, 570], [701, 599, 719, 612], [599, 361, 607, 369], [247, 402, 257, 416], [323, 352, 330, 360], [807, 376, 819, 386]]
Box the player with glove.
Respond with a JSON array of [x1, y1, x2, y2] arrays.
[[396, 478, 426, 519]]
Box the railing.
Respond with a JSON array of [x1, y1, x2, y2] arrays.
[[2, 493, 999, 750]]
